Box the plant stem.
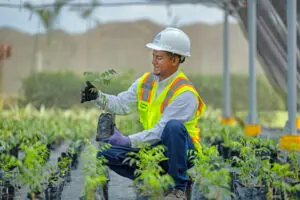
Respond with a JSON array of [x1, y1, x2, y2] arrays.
[[31, 193, 36, 200], [86, 188, 95, 200], [216, 186, 220, 200], [267, 183, 273, 200]]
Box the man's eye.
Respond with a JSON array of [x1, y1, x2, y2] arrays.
[[153, 55, 163, 60]]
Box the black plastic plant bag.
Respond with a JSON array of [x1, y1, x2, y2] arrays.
[[191, 182, 209, 200], [217, 144, 232, 160], [233, 180, 267, 200], [45, 180, 64, 200], [96, 112, 115, 141], [0, 172, 14, 200], [1, 182, 14, 200]]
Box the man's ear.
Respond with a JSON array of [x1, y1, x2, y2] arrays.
[[172, 56, 180, 66]]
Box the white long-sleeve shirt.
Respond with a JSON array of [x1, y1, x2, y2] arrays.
[[93, 69, 199, 148]]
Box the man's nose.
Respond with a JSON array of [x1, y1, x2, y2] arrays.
[[152, 58, 156, 65]]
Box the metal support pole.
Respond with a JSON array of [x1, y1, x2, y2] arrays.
[[286, 0, 297, 134], [245, 0, 260, 136], [247, 0, 259, 125], [280, 0, 299, 151], [223, 2, 231, 119]]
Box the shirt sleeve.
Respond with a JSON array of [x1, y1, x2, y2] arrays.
[[128, 91, 199, 147], [93, 78, 140, 115]]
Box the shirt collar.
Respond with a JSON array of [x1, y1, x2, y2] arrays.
[[154, 68, 181, 87]]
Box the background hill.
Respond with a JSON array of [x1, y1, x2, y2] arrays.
[[0, 20, 264, 95]]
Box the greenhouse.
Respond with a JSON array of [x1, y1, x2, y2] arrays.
[[0, 0, 299, 199]]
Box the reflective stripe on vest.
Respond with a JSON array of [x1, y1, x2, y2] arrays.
[[139, 73, 155, 102], [160, 77, 195, 113]]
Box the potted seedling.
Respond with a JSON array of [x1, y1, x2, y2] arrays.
[[271, 160, 300, 199], [0, 155, 19, 200], [67, 138, 85, 170], [231, 142, 269, 200], [17, 141, 50, 200], [259, 138, 278, 163], [80, 139, 109, 200], [198, 119, 224, 147], [58, 152, 72, 183], [188, 144, 233, 200], [124, 143, 174, 200], [44, 165, 65, 200]]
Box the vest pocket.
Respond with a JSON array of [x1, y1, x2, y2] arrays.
[[138, 101, 149, 112]]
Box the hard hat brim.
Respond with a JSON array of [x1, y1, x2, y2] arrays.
[[146, 43, 165, 51], [146, 43, 191, 57]]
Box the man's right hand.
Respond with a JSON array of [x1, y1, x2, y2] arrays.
[[80, 81, 99, 103]]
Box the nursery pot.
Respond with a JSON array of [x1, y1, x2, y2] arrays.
[[233, 180, 267, 200]]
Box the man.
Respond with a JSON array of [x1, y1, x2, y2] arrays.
[[81, 27, 206, 200]]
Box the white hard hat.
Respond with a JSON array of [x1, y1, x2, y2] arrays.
[[146, 27, 191, 57]]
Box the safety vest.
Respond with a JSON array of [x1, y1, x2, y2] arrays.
[[136, 70, 206, 151]]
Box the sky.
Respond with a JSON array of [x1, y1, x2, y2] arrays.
[[0, 0, 238, 34]]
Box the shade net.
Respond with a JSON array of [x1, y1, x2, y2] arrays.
[[231, 0, 300, 111]]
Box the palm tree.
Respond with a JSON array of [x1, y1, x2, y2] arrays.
[[24, 0, 67, 72]]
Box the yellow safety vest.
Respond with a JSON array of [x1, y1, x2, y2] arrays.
[[136, 70, 206, 151]]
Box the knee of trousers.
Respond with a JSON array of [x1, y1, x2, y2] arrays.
[[160, 119, 188, 142]]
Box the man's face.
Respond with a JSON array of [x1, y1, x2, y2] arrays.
[[151, 50, 178, 81]]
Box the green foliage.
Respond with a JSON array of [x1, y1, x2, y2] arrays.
[[287, 151, 300, 180], [20, 69, 285, 113], [271, 163, 296, 198], [1, 105, 300, 199], [21, 71, 83, 109], [17, 141, 50, 194], [198, 110, 244, 146], [124, 143, 174, 199], [0, 105, 100, 189], [84, 68, 136, 96], [188, 145, 233, 200], [83, 69, 117, 86], [57, 155, 71, 177], [81, 139, 110, 200], [197, 114, 300, 198]]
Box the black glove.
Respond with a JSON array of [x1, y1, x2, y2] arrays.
[[81, 81, 99, 103]]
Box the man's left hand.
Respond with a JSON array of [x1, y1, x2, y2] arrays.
[[101, 127, 131, 147]]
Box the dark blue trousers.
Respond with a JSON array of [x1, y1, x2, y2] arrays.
[[97, 120, 195, 191]]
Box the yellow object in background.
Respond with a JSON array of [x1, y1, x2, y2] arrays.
[[279, 135, 300, 151], [221, 118, 236, 125], [297, 117, 300, 130], [244, 124, 261, 136]]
